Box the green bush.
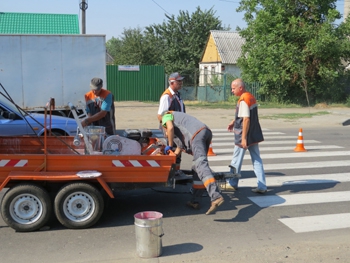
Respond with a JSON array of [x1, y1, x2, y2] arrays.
[[227, 94, 238, 104], [346, 96, 350, 107]]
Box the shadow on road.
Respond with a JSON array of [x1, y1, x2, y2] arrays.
[[162, 242, 203, 256]]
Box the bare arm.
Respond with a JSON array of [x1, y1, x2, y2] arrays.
[[158, 94, 170, 122], [165, 120, 174, 147], [227, 119, 235, 132], [241, 117, 250, 149], [166, 122, 183, 155]]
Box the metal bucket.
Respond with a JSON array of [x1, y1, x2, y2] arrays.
[[134, 211, 163, 258], [85, 126, 105, 153]]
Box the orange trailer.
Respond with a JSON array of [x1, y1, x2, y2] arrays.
[[0, 135, 176, 232]]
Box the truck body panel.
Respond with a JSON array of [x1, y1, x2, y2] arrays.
[[0, 34, 106, 111]]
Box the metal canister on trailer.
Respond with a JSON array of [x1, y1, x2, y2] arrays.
[[85, 126, 105, 153]]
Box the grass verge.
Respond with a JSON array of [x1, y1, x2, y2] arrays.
[[260, 111, 330, 120]]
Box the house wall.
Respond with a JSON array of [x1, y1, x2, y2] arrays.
[[224, 64, 242, 78], [198, 63, 242, 86], [201, 34, 221, 63], [345, 1, 350, 21], [199, 63, 221, 86]]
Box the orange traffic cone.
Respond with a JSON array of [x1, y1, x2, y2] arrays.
[[294, 128, 307, 152], [208, 141, 217, 156]]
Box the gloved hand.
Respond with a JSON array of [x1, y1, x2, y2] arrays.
[[164, 145, 173, 155], [185, 149, 192, 155]]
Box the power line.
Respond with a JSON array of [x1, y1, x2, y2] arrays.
[[151, 0, 171, 16], [219, 0, 240, 3]]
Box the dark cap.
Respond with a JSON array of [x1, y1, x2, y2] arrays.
[[169, 72, 184, 82], [90, 78, 103, 90]]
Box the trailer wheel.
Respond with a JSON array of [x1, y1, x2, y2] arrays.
[[0, 184, 52, 232], [54, 182, 104, 229]]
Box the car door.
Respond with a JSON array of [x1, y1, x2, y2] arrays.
[[0, 109, 32, 136]]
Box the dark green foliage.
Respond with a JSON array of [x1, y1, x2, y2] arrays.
[[237, 0, 350, 104], [145, 7, 228, 74], [106, 27, 158, 65], [106, 37, 122, 63], [106, 7, 229, 76]]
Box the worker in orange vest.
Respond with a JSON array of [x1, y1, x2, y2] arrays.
[[157, 72, 186, 173]]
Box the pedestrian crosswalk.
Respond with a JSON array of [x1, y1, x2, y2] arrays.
[[209, 128, 350, 233]]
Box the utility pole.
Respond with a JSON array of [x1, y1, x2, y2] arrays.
[[80, 0, 88, 34]]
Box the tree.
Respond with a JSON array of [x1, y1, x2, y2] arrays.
[[106, 37, 122, 64], [106, 28, 145, 65], [146, 7, 229, 77], [106, 27, 163, 65], [237, 0, 350, 104]]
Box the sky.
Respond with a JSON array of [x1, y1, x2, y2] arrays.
[[1, 0, 346, 41]]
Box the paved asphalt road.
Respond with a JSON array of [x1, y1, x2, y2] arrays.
[[1, 103, 350, 263]]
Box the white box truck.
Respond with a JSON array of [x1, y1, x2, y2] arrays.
[[0, 34, 106, 116]]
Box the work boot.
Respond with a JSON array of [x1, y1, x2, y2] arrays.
[[205, 196, 224, 215], [225, 183, 238, 191], [186, 201, 200, 210], [251, 188, 267, 194]]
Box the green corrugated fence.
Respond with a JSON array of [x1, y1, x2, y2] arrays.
[[107, 65, 165, 101], [106, 67, 262, 102]]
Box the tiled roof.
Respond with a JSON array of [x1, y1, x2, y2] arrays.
[[0, 12, 79, 34], [210, 30, 245, 64]]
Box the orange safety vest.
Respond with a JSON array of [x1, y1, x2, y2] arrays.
[[160, 89, 185, 113]]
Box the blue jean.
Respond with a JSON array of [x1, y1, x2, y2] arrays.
[[228, 143, 267, 190]]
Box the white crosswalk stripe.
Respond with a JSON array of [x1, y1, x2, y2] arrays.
[[211, 128, 271, 132], [213, 132, 285, 137], [212, 145, 343, 154], [248, 191, 350, 208], [211, 160, 350, 172], [209, 150, 350, 161], [227, 173, 350, 188], [279, 213, 350, 233], [214, 135, 297, 140], [209, 130, 350, 233], [212, 140, 320, 147]]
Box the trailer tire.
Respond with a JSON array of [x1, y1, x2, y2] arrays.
[[0, 184, 52, 232], [54, 182, 104, 229]]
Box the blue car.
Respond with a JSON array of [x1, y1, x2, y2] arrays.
[[0, 98, 78, 136]]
